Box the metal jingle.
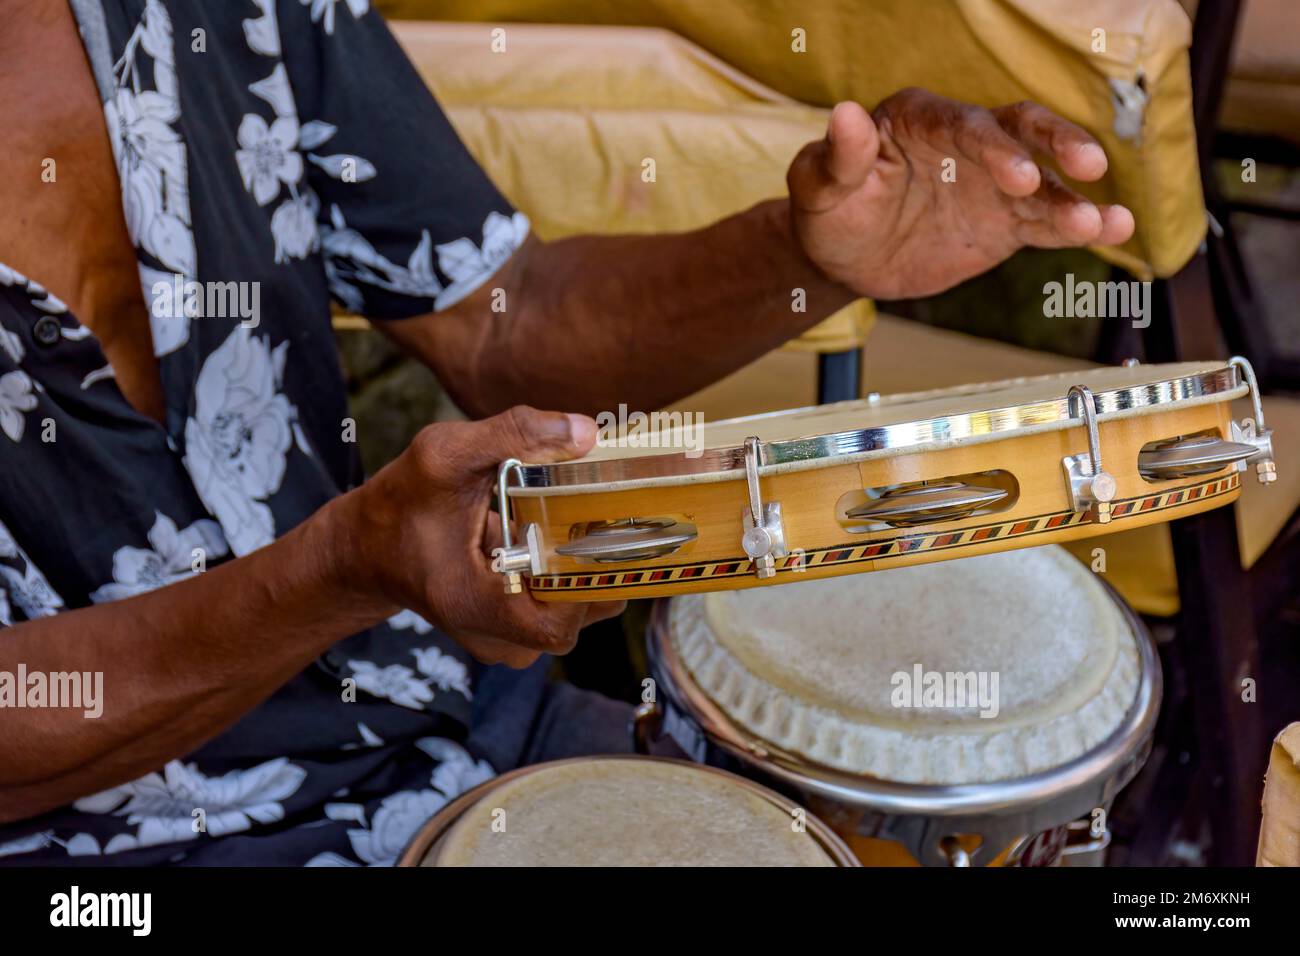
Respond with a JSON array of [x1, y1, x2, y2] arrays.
[[555, 521, 698, 563], [581, 517, 677, 536], [1138, 435, 1260, 479], [845, 481, 1009, 526]]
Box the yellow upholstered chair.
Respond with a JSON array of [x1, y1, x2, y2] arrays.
[[381, 0, 1209, 278]]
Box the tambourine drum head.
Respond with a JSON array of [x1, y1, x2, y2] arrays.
[[413, 756, 849, 867], [667, 545, 1140, 785]]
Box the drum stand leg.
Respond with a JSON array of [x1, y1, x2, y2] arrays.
[[817, 349, 862, 404], [1167, 505, 1265, 866]]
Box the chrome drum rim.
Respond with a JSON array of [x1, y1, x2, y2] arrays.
[[516, 365, 1240, 491]]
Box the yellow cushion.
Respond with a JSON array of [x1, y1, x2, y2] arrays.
[[390, 20, 873, 351], [1259, 723, 1300, 867], [381, 0, 1207, 281]]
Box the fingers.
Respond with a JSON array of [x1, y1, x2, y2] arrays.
[[1096, 203, 1136, 246], [994, 100, 1108, 182], [582, 600, 628, 628], [788, 100, 879, 213], [457, 597, 622, 669], [1012, 168, 1135, 248], [413, 405, 597, 483], [455, 633, 543, 669], [949, 106, 1041, 198]]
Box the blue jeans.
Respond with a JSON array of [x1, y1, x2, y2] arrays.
[[466, 659, 635, 772]]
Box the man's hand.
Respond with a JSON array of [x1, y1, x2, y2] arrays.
[[343, 406, 625, 668], [787, 89, 1137, 301]]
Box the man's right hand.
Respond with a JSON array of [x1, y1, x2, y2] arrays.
[[339, 406, 626, 668], [0, 404, 623, 821]]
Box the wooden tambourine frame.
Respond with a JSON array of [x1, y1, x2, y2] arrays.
[[490, 359, 1277, 602]]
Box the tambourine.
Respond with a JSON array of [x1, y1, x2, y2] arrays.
[[490, 358, 1276, 601]]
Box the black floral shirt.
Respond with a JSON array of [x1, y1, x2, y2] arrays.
[[0, 0, 531, 865]]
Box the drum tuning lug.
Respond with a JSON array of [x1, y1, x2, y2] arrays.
[[1062, 385, 1117, 523], [489, 458, 546, 593], [939, 837, 972, 868], [1229, 357, 1278, 484], [741, 436, 787, 579]]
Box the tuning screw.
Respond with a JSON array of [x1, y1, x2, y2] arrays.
[[1257, 460, 1278, 484]]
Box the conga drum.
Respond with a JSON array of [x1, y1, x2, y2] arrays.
[[641, 545, 1162, 866], [490, 359, 1275, 601], [398, 755, 858, 866]]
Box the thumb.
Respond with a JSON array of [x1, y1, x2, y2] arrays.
[[826, 101, 879, 187], [788, 101, 879, 212], [474, 405, 598, 469]]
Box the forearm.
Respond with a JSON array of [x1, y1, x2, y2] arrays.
[[441, 199, 856, 418], [0, 494, 395, 823]]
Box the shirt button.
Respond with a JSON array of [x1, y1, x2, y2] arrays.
[[33, 316, 62, 347]]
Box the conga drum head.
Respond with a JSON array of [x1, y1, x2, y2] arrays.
[[646, 545, 1162, 866], [401, 756, 857, 867], [668, 546, 1139, 784]]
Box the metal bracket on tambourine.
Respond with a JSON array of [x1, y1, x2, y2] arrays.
[[740, 436, 787, 579], [1061, 384, 1117, 524], [489, 457, 545, 594], [1228, 356, 1278, 485]]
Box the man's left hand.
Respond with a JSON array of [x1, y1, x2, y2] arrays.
[[786, 88, 1136, 301]]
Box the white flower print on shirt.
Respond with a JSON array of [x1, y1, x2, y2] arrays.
[[237, 112, 304, 206], [236, 59, 317, 264], [387, 608, 433, 634], [302, 0, 371, 36], [0, 264, 69, 316], [0, 370, 37, 442], [345, 661, 434, 710], [411, 647, 472, 700], [419, 737, 495, 797], [74, 758, 307, 854], [305, 738, 492, 867], [107, 1, 194, 280], [321, 205, 442, 312], [0, 831, 54, 858], [250, 62, 298, 122], [0, 563, 64, 623], [140, 264, 190, 356], [345, 789, 446, 865], [104, 0, 195, 358], [434, 211, 531, 310], [238, 23, 381, 268], [243, 0, 281, 58], [0, 327, 24, 365], [183, 326, 297, 556], [271, 190, 321, 264], [90, 512, 229, 604], [0, 518, 63, 624]]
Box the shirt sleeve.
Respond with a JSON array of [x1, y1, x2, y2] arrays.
[[276, 2, 529, 319]]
